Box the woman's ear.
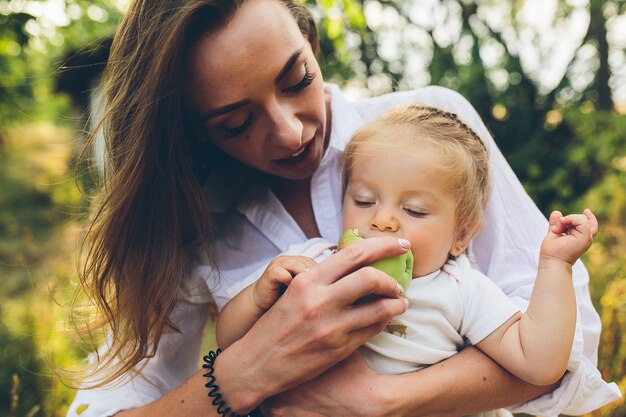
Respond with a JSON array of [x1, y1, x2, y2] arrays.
[[451, 223, 479, 257]]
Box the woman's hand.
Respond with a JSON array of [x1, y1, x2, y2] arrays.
[[253, 255, 318, 310], [215, 236, 410, 414]]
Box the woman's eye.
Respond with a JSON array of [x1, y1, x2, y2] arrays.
[[404, 208, 426, 218], [284, 65, 316, 93], [220, 113, 254, 139]]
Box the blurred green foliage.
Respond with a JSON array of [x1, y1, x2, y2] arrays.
[[0, 124, 88, 415], [0, 0, 624, 416]]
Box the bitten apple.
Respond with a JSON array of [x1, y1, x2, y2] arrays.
[[338, 229, 414, 291]]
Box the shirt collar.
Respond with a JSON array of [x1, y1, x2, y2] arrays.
[[324, 82, 364, 155]]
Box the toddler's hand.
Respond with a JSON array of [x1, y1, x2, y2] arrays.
[[540, 208, 598, 264], [254, 256, 317, 311]]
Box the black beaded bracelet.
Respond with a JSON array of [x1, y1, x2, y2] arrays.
[[202, 348, 244, 417]]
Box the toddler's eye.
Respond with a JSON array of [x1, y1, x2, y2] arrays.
[[354, 199, 374, 208], [404, 208, 426, 218]]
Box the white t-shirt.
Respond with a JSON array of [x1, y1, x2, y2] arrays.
[[361, 254, 519, 375], [67, 84, 621, 417]]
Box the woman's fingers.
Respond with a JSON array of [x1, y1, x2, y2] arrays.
[[347, 320, 392, 348], [344, 297, 409, 341], [313, 236, 411, 285], [331, 266, 404, 305]]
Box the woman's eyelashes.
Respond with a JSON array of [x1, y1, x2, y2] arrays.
[[284, 63, 316, 93], [220, 112, 254, 139], [216, 65, 315, 139]]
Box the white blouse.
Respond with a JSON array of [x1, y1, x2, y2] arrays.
[[67, 84, 620, 417]]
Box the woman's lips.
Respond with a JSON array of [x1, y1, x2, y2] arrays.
[[290, 146, 306, 158], [275, 140, 313, 164]]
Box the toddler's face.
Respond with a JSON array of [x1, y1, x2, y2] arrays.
[[342, 145, 461, 277]]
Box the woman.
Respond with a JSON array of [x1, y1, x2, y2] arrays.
[[68, 0, 618, 416]]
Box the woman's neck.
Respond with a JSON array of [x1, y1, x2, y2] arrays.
[[266, 90, 331, 239], [270, 177, 320, 239]]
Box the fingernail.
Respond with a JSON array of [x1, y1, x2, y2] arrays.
[[398, 238, 411, 249], [397, 283, 404, 296], [404, 298, 410, 308]]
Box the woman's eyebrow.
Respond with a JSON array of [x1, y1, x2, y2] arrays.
[[274, 47, 304, 84], [202, 99, 251, 120], [202, 47, 304, 120]]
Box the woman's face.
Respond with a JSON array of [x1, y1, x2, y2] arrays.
[[184, 0, 329, 181]]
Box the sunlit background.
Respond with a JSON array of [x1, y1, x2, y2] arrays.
[[1, 0, 625, 415]]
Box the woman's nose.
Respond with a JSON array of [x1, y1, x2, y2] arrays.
[[370, 208, 399, 232], [266, 99, 303, 150]]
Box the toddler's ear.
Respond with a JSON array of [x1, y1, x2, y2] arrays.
[[451, 223, 479, 257]]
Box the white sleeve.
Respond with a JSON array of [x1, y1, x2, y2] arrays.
[[456, 263, 519, 345], [66, 300, 211, 417], [399, 86, 620, 415]]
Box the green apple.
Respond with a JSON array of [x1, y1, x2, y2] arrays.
[[338, 229, 414, 291]]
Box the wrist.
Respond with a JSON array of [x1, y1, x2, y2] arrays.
[[376, 374, 418, 417], [538, 254, 574, 272], [211, 342, 272, 414]]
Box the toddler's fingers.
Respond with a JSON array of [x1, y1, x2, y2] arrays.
[[274, 256, 317, 278], [558, 214, 595, 242], [583, 208, 599, 237], [558, 213, 587, 228], [267, 267, 296, 286], [549, 210, 565, 234]]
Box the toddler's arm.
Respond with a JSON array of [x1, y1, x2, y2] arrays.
[[216, 256, 316, 348], [477, 209, 598, 385]]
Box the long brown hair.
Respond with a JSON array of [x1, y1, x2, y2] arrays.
[[74, 0, 318, 387]]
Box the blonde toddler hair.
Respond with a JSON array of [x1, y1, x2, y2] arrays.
[[342, 105, 491, 253]]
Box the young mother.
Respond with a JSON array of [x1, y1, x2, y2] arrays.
[[67, 0, 619, 416]]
